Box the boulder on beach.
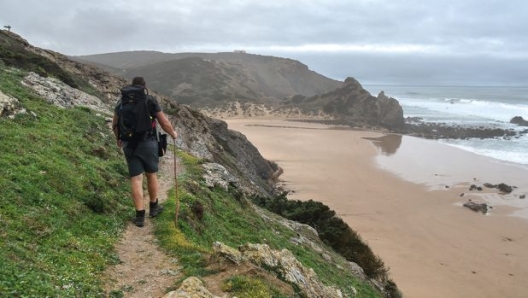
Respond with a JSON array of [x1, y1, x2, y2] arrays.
[[469, 184, 483, 191], [463, 200, 489, 214], [483, 183, 514, 193]]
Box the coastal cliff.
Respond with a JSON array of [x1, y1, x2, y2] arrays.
[[0, 30, 400, 297], [281, 77, 404, 129]]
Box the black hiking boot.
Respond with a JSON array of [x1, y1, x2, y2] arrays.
[[133, 210, 145, 227], [149, 200, 164, 217]]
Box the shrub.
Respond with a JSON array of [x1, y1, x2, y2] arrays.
[[252, 192, 389, 280]]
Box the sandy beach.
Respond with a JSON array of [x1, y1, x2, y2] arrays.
[[225, 118, 528, 298]]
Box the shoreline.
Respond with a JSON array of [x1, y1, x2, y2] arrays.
[[225, 118, 528, 298]]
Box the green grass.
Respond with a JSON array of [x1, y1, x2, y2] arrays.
[[0, 67, 131, 296], [222, 275, 290, 298], [153, 150, 383, 298]]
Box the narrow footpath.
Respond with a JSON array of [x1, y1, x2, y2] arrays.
[[103, 149, 182, 297]]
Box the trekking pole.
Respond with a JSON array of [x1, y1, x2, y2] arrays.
[[173, 143, 180, 226]]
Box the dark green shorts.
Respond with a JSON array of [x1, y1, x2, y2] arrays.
[[123, 140, 159, 177]]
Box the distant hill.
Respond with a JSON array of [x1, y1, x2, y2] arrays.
[[74, 51, 343, 106], [74, 50, 181, 69], [74, 50, 407, 129]]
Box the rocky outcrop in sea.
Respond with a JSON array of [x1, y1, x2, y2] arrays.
[[510, 116, 528, 127]]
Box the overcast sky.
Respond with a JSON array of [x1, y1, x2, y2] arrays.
[[2, 0, 527, 85]]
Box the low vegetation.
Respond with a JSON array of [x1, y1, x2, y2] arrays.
[[252, 194, 401, 296], [0, 67, 131, 296], [221, 275, 289, 298], [252, 194, 387, 279], [153, 151, 384, 297]]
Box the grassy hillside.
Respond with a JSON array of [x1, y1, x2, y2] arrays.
[[0, 67, 131, 296]]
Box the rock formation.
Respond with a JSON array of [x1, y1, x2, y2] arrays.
[[0, 89, 25, 118], [483, 183, 515, 193], [325, 77, 404, 129], [211, 242, 344, 298], [282, 77, 405, 129], [463, 200, 489, 214], [202, 163, 238, 191], [22, 72, 110, 114], [162, 277, 219, 298], [510, 116, 528, 126]]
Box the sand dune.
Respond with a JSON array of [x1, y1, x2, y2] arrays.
[[225, 118, 528, 298]]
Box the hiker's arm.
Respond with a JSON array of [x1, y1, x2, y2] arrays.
[[112, 113, 123, 147], [156, 111, 178, 139]]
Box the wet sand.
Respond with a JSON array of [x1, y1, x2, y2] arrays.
[[226, 118, 528, 298]]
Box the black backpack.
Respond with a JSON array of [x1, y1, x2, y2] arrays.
[[116, 85, 153, 146]]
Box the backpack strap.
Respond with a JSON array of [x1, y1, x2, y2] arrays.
[[145, 94, 158, 133], [145, 96, 160, 141], [155, 122, 160, 142]]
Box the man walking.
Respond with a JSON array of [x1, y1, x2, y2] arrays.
[[112, 77, 178, 227]]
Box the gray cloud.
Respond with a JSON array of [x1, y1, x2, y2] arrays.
[[1, 0, 527, 85]]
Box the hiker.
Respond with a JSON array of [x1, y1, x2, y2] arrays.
[[112, 77, 178, 227]]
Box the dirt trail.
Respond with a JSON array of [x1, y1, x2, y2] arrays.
[[103, 149, 182, 297]]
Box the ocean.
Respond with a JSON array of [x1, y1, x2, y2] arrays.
[[365, 85, 528, 166]]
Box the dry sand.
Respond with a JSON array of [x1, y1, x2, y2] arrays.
[[225, 118, 528, 298]]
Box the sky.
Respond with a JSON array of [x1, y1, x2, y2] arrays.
[[1, 0, 527, 86]]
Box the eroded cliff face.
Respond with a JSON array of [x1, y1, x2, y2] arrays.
[[169, 104, 280, 196]]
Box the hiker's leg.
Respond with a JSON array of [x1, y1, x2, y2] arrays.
[[145, 171, 163, 217], [145, 171, 158, 203], [130, 174, 144, 210], [124, 144, 144, 211]]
